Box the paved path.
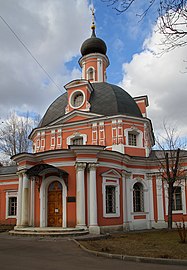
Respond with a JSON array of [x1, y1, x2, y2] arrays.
[[0, 233, 186, 270]]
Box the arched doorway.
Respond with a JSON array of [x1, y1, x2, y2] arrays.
[[48, 181, 62, 227]]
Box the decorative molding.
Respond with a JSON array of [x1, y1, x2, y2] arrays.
[[75, 162, 87, 171]]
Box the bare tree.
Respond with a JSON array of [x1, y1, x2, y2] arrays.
[[102, 0, 187, 53], [0, 111, 40, 161], [155, 124, 187, 229]]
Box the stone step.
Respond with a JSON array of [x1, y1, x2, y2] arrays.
[[9, 229, 89, 237]]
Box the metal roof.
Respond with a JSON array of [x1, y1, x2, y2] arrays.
[[0, 165, 17, 175], [39, 82, 142, 128]]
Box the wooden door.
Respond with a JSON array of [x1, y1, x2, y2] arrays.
[[48, 181, 62, 227]]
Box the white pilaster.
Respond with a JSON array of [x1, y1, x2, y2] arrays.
[[21, 173, 30, 226], [157, 177, 165, 226], [97, 58, 103, 82], [147, 174, 154, 229], [88, 163, 100, 234], [122, 172, 131, 230], [16, 173, 23, 226], [76, 162, 86, 228]]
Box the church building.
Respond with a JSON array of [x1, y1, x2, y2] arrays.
[[0, 15, 187, 235]]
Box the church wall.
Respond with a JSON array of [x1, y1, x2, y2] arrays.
[[0, 177, 18, 225], [65, 166, 76, 228], [96, 166, 123, 227]]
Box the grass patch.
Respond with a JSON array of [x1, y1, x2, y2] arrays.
[[79, 230, 187, 260]]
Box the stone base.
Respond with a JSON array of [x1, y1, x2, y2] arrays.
[[89, 225, 100, 235], [100, 224, 123, 234]]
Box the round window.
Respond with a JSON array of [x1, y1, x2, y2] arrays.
[[70, 91, 85, 108]]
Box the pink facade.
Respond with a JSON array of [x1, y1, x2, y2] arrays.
[[0, 21, 187, 233]]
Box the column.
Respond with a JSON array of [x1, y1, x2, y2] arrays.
[[76, 162, 86, 228], [16, 173, 23, 227], [21, 173, 30, 226], [29, 178, 35, 226], [88, 163, 100, 234]]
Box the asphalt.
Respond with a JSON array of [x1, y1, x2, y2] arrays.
[[0, 232, 186, 270]]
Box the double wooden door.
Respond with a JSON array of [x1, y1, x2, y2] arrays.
[[48, 181, 62, 227]]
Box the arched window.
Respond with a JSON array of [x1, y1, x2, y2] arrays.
[[88, 68, 94, 80], [133, 182, 144, 212]]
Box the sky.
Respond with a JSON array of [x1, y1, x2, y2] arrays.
[[0, 0, 187, 139]]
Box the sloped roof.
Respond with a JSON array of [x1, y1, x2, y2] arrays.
[[0, 165, 17, 175]]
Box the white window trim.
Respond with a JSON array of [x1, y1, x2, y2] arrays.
[[69, 90, 86, 109], [41, 137, 45, 149], [66, 133, 87, 146], [86, 66, 96, 81], [6, 191, 18, 219], [129, 178, 149, 215], [164, 182, 186, 215], [51, 136, 55, 147], [102, 177, 120, 218], [124, 127, 143, 148], [36, 139, 40, 149]]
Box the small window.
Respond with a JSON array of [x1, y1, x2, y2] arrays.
[[8, 197, 17, 216], [106, 186, 116, 214], [128, 133, 137, 146], [173, 187, 182, 211], [133, 182, 144, 212], [88, 68, 94, 80], [72, 137, 83, 145], [74, 93, 83, 107]]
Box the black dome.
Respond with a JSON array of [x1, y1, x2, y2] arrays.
[[81, 29, 107, 56], [39, 82, 142, 128]]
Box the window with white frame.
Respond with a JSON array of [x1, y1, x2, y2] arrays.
[[67, 133, 87, 146], [103, 177, 120, 218], [9, 197, 17, 216], [87, 67, 94, 80], [124, 127, 143, 148], [70, 90, 85, 109], [71, 137, 83, 145], [172, 186, 182, 211], [6, 191, 17, 218], [106, 185, 116, 214], [133, 182, 144, 212], [128, 132, 137, 146]]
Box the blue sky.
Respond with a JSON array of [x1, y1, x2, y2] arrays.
[[66, 0, 157, 84], [0, 0, 187, 137]]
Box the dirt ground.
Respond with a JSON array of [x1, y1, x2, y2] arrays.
[[79, 230, 187, 260]]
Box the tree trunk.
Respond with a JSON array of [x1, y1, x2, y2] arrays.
[[168, 182, 173, 230]]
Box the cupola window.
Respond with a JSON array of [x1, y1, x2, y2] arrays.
[[88, 68, 94, 80]]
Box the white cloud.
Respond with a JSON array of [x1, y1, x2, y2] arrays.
[[0, 0, 90, 119], [120, 22, 187, 137]]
